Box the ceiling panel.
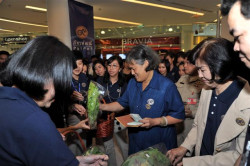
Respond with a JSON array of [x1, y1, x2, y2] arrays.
[[0, 0, 221, 33]]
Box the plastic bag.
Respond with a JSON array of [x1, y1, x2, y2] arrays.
[[83, 146, 105, 156], [122, 145, 171, 166], [87, 81, 107, 129]]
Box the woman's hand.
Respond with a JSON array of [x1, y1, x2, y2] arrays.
[[166, 146, 187, 166], [72, 104, 87, 116], [185, 105, 192, 118], [72, 91, 84, 102], [75, 119, 90, 130], [140, 118, 157, 128]]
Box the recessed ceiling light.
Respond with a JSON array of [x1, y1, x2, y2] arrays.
[[25, 5, 47, 12], [122, 0, 204, 16], [94, 16, 141, 25], [0, 18, 48, 27], [25, 5, 142, 26], [0, 28, 15, 32]]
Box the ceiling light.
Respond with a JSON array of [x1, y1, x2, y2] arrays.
[[0, 18, 48, 27], [101, 30, 105, 34], [0, 28, 15, 32], [217, 4, 221, 7], [169, 28, 173, 32], [25, 5, 47, 12], [25, 5, 142, 26], [122, 0, 204, 16], [94, 16, 142, 25]]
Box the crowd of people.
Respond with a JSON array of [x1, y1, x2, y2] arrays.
[[1, 0, 250, 165]]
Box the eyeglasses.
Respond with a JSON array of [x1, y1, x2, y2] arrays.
[[108, 64, 119, 68]]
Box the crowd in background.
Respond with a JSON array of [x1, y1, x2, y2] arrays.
[[1, 37, 250, 165], [2, 1, 250, 164]]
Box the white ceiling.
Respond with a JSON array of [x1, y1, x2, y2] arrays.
[[0, 0, 221, 34]]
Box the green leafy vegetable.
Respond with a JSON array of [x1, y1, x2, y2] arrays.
[[122, 147, 171, 166], [84, 146, 105, 156], [87, 81, 100, 129]]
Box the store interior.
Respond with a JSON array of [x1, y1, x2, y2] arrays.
[[0, 0, 221, 56]]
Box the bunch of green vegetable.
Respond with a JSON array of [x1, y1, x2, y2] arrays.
[[84, 146, 105, 156], [122, 147, 171, 166], [87, 81, 100, 129]]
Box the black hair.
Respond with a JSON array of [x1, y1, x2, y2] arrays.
[[92, 59, 106, 79], [178, 61, 185, 67], [4, 36, 74, 102], [194, 38, 238, 84], [92, 59, 105, 72], [0, 50, 10, 56], [186, 50, 196, 65], [82, 58, 89, 65], [166, 51, 175, 59], [91, 54, 100, 59], [176, 51, 186, 59], [72, 50, 83, 60], [126, 44, 160, 72], [103, 56, 125, 87], [221, 0, 250, 18], [158, 59, 171, 73], [175, 51, 186, 65]]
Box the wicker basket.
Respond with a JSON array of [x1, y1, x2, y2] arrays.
[[96, 112, 115, 138]]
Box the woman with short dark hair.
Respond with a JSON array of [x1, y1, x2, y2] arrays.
[[97, 55, 128, 165], [168, 38, 250, 166], [0, 36, 108, 165], [92, 59, 106, 81], [100, 44, 185, 155]]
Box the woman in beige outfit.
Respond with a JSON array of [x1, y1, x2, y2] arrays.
[[167, 38, 250, 166]]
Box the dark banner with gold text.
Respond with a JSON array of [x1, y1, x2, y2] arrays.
[[68, 0, 94, 60]]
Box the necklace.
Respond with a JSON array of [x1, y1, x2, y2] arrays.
[[107, 84, 121, 103]]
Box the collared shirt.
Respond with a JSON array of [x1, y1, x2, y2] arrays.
[[200, 78, 244, 156], [71, 73, 89, 93], [0, 87, 78, 166], [97, 76, 127, 119], [117, 70, 185, 154], [167, 66, 180, 83]]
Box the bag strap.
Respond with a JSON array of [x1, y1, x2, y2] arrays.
[[62, 130, 87, 151], [102, 98, 115, 120]]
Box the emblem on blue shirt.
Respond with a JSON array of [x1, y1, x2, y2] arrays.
[[146, 104, 151, 109], [147, 99, 154, 105], [81, 83, 86, 87], [145, 99, 154, 110]]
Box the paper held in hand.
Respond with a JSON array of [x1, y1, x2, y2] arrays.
[[115, 114, 143, 127]]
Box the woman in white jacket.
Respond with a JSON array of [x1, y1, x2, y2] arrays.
[[167, 38, 250, 166]]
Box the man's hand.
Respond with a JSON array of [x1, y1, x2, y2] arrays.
[[166, 146, 187, 166], [76, 155, 109, 166]]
